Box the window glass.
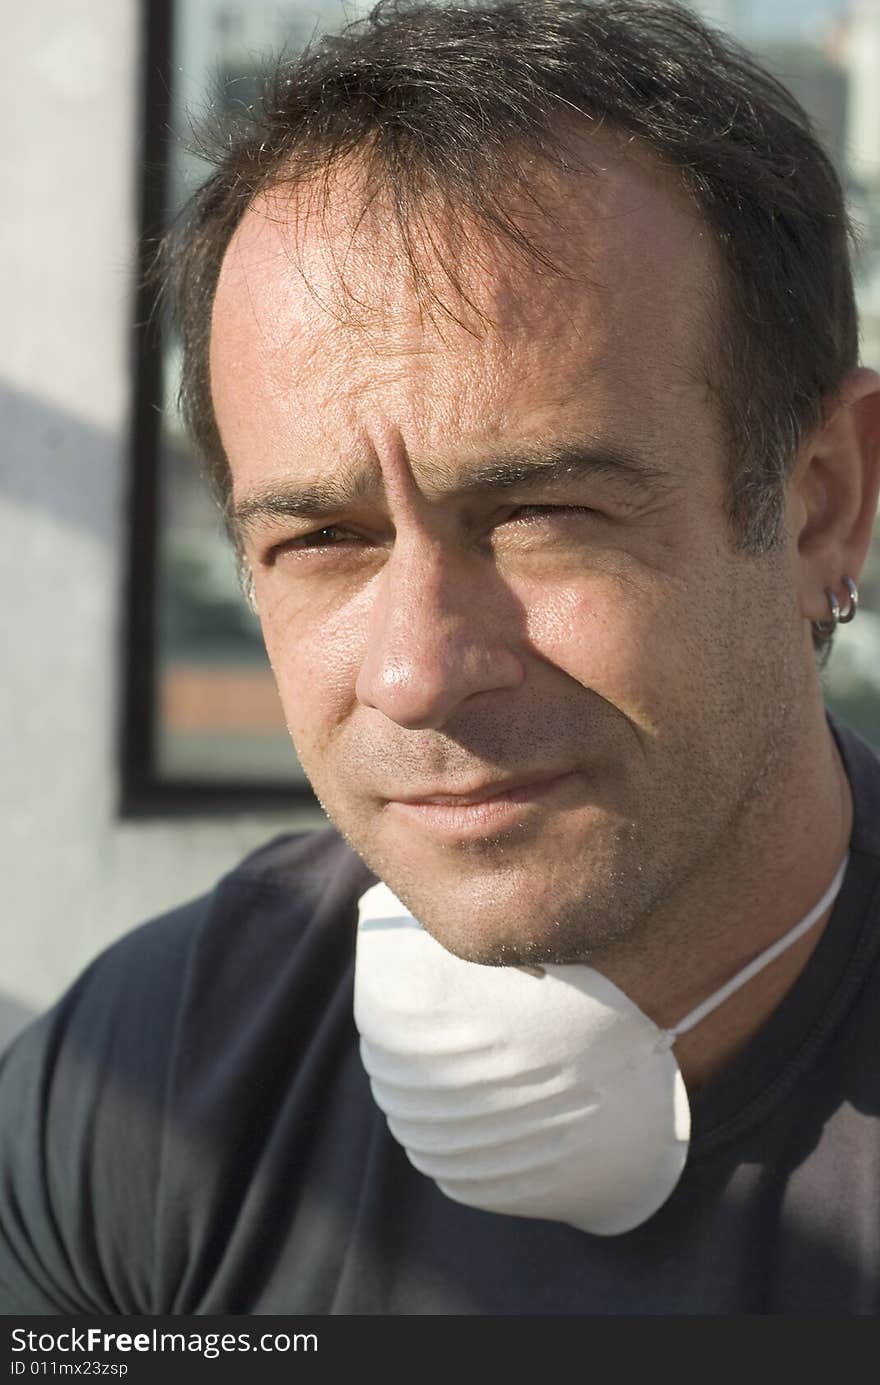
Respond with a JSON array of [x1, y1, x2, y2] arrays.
[[153, 0, 880, 792], [157, 2, 372, 785]]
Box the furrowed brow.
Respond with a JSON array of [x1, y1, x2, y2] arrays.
[[231, 441, 666, 539], [457, 443, 666, 496], [232, 473, 379, 537]]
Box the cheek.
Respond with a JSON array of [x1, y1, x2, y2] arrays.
[[518, 572, 694, 729], [256, 584, 369, 752]]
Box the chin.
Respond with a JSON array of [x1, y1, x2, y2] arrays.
[[336, 800, 657, 963], [381, 878, 632, 969]]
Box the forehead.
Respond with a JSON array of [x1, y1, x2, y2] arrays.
[[210, 135, 719, 488]]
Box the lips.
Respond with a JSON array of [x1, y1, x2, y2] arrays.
[[392, 771, 573, 807], [382, 771, 582, 839]]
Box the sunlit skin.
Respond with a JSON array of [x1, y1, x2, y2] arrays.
[[210, 135, 880, 1088]]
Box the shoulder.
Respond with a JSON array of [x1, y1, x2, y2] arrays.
[[223, 821, 375, 900], [0, 827, 374, 1313], [50, 826, 373, 1037], [170, 827, 377, 1039]]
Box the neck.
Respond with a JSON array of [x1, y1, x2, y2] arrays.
[[596, 703, 853, 1093]]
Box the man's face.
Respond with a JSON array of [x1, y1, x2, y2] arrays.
[[210, 142, 806, 968]]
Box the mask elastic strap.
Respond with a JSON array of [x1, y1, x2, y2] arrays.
[[661, 853, 849, 1046]]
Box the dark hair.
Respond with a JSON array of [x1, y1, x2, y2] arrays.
[[161, 0, 858, 561]]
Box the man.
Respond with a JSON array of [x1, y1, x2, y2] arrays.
[[2, 0, 879, 1313]]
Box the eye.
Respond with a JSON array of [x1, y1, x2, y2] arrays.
[[503, 504, 593, 523], [290, 526, 352, 548], [270, 526, 364, 560], [487, 504, 599, 556]]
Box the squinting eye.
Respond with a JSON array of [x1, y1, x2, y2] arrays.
[[273, 526, 360, 557], [504, 504, 592, 522], [291, 527, 351, 548]]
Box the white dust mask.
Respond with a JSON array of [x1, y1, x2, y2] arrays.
[[354, 858, 847, 1236]]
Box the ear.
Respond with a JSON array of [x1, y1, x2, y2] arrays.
[[793, 367, 880, 624]]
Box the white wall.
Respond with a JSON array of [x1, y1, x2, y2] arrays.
[[0, 1, 321, 1051]]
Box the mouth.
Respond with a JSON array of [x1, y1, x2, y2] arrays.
[[384, 771, 581, 836]]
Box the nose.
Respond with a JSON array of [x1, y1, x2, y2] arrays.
[[355, 537, 525, 729]]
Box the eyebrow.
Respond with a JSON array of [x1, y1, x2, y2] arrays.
[[232, 442, 666, 537]]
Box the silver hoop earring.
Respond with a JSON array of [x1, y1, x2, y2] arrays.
[[813, 588, 840, 639], [838, 575, 859, 625]]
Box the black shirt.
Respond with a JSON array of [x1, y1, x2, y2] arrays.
[[2, 721, 880, 1315]]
